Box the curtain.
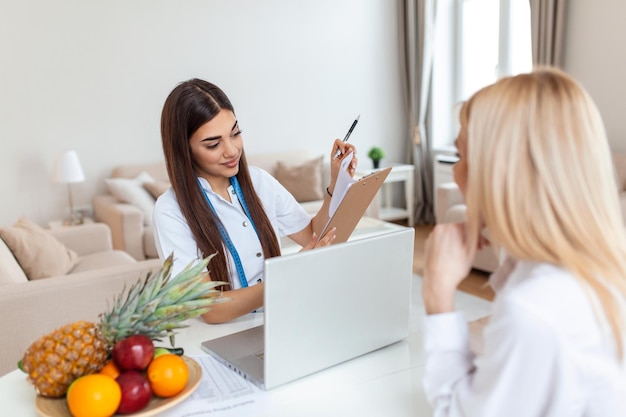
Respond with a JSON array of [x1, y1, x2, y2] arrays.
[[529, 0, 567, 67], [401, 0, 437, 225]]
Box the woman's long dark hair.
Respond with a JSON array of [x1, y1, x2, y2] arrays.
[[161, 79, 281, 288]]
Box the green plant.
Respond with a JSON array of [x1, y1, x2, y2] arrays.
[[367, 146, 385, 161]]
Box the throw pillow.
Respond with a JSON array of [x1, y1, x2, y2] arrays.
[[143, 180, 171, 199], [0, 217, 79, 280], [105, 172, 156, 226], [275, 156, 324, 202]]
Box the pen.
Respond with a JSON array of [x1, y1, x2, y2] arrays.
[[334, 114, 360, 159]]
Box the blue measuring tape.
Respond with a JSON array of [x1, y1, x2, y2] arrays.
[[197, 176, 260, 289]]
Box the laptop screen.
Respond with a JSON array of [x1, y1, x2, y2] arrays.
[[201, 227, 415, 389], [263, 227, 414, 388]]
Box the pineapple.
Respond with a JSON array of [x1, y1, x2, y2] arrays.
[[21, 253, 222, 397]]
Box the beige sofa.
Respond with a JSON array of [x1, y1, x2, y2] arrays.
[[435, 153, 626, 273], [0, 223, 162, 376], [93, 150, 339, 260]]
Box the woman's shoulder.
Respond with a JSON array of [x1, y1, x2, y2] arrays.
[[505, 261, 579, 297], [248, 165, 273, 179], [499, 262, 584, 308], [496, 261, 601, 336], [247, 165, 282, 187], [154, 188, 181, 215]]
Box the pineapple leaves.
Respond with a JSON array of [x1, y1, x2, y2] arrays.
[[98, 252, 226, 344]]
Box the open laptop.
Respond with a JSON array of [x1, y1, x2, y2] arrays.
[[201, 227, 415, 390]]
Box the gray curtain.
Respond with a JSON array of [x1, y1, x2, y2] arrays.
[[529, 0, 567, 66], [401, 0, 437, 225]]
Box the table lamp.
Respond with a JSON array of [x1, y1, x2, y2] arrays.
[[53, 150, 85, 225]]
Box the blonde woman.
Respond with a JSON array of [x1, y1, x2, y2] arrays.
[[422, 68, 626, 416]]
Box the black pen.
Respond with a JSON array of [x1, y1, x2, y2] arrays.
[[334, 115, 360, 159]]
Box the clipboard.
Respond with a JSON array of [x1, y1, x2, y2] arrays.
[[316, 166, 392, 244]]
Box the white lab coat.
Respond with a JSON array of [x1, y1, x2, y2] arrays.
[[153, 166, 311, 286]]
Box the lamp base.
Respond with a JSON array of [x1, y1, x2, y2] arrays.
[[63, 212, 84, 226]]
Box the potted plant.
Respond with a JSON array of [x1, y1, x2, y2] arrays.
[[367, 146, 385, 169]]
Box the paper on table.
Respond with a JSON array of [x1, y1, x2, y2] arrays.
[[328, 151, 355, 217], [159, 355, 267, 417]]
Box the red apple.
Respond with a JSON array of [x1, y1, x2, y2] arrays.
[[113, 334, 155, 371], [116, 371, 152, 414]]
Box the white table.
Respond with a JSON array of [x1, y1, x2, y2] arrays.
[[0, 276, 491, 416], [357, 164, 415, 226], [280, 216, 409, 255]]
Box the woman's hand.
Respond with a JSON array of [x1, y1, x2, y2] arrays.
[[328, 139, 358, 193], [422, 222, 475, 314], [299, 227, 336, 252]]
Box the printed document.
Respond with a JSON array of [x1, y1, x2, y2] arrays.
[[328, 151, 355, 217], [160, 355, 267, 417]]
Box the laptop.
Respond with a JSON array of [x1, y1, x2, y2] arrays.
[[201, 227, 415, 390]]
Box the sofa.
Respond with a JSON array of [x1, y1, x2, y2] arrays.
[[435, 153, 626, 274], [93, 150, 378, 261], [0, 221, 162, 376]]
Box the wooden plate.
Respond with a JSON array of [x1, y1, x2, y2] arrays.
[[35, 356, 202, 417]]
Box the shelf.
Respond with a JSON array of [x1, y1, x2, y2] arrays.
[[355, 163, 415, 226]]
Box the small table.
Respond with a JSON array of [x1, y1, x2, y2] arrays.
[[357, 164, 415, 226], [48, 217, 94, 229]]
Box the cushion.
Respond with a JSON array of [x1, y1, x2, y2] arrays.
[[274, 156, 324, 202], [143, 180, 171, 199], [0, 238, 28, 284], [105, 172, 156, 226], [71, 250, 136, 274], [0, 217, 79, 280]]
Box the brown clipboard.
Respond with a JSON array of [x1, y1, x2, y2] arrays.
[[316, 166, 392, 244]]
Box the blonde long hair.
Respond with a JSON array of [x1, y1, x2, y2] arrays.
[[463, 67, 626, 357]]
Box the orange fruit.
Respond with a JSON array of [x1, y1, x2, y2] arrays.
[[99, 360, 121, 380], [66, 374, 121, 417], [147, 354, 188, 398]]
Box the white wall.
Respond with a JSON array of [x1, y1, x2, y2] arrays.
[[0, 0, 405, 226], [563, 0, 626, 151]]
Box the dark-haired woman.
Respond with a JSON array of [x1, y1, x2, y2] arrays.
[[154, 79, 357, 323]]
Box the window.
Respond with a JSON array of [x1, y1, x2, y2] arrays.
[[431, 0, 532, 150]]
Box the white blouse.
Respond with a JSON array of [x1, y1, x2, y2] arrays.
[[153, 166, 311, 286], [422, 260, 626, 417]]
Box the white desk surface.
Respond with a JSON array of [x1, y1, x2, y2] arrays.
[[0, 275, 491, 416], [280, 217, 408, 254]]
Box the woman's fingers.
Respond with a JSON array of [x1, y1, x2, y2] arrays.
[[299, 228, 337, 252], [423, 224, 474, 290], [316, 227, 336, 248], [477, 232, 491, 250]]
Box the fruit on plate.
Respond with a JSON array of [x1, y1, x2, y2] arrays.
[[154, 347, 171, 359], [148, 353, 189, 398], [115, 370, 153, 414], [113, 334, 155, 371], [20, 254, 222, 397], [66, 374, 121, 417], [99, 360, 121, 379], [154, 346, 184, 358]]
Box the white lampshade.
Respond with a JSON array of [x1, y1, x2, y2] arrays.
[[53, 150, 85, 184]]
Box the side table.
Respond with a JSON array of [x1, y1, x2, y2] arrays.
[[356, 164, 415, 226], [48, 217, 94, 229]]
